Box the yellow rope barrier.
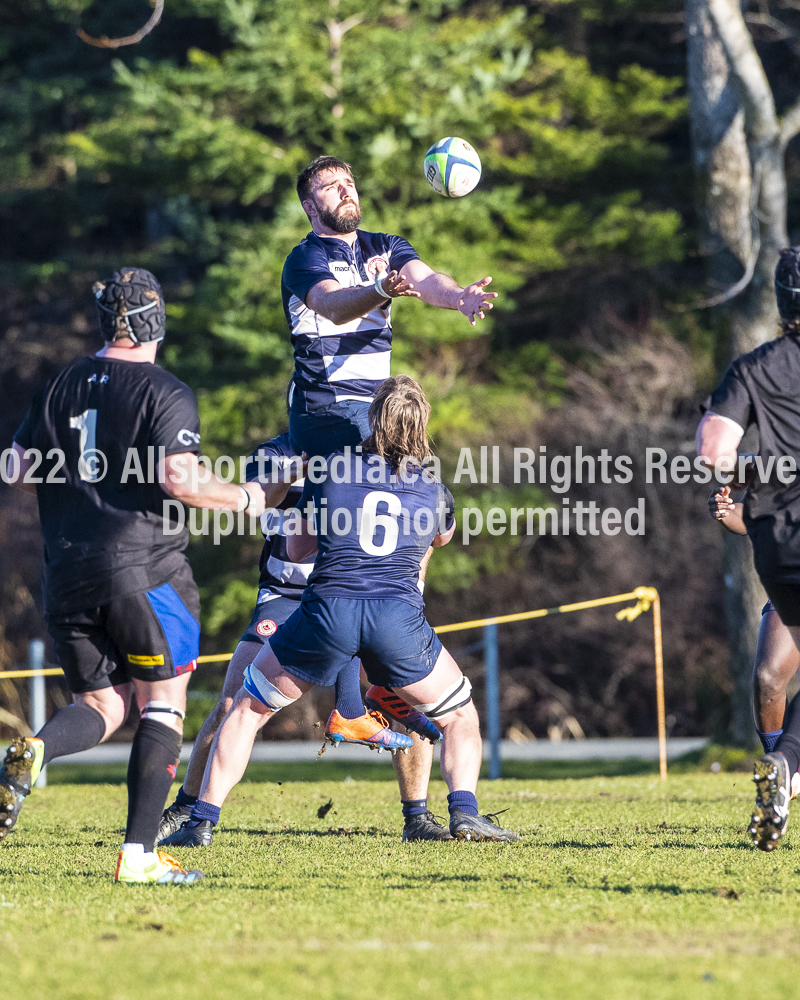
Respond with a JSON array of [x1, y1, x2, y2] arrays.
[[0, 586, 666, 778]]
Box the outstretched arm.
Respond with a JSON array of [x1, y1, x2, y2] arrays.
[[306, 272, 420, 326], [400, 259, 498, 326]]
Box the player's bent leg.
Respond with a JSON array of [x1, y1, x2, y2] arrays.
[[365, 685, 442, 744], [749, 621, 800, 850], [0, 683, 130, 843], [395, 647, 519, 844], [158, 640, 259, 844], [164, 648, 311, 848], [753, 606, 800, 753]]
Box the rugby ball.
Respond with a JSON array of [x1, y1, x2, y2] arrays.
[[423, 137, 482, 198]]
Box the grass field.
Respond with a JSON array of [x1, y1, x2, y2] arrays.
[[3, 757, 798, 1000]]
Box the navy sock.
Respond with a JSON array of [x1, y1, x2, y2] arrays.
[[175, 785, 197, 808], [190, 799, 221, 827], [334, 660, 364, 720], [447, 790, 479, 817], [402, 798, 428, 820], [758, 729, 783, 754]]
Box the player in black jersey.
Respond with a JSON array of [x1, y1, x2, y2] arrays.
[[0, 268, 272, 884], [698, 247, 800, 849], [157, 433, 451, 846]]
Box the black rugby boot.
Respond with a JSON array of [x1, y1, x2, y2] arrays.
[[449, 808, 520, 843], [160, 819, 214, 848], [0, 737, 44, 842], [156, 802, 193, 844], [402, 811, 454, 842], [750, 753, 791, 852]]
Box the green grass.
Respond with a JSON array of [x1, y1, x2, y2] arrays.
[[3, 766, 799, 999]]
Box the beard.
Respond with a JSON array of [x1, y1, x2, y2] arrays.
[[316, 198, 361, 234]]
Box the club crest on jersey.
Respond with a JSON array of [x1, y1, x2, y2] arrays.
[[365, 255, 389, 279], [256, 619, 278, 638]]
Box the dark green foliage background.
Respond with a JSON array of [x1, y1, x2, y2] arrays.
[[2, 0, 798, 739]]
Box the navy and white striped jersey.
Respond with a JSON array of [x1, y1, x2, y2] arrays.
[[245, 432, 313, 600], [281, 230, 419, 413]]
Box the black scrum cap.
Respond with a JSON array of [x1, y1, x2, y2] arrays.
[[93, 268, 166, 343]]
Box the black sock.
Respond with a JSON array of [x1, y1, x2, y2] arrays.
[[775, 692, 800, 773], [36, 703, 106, 764], [125, 719, 182, 852]]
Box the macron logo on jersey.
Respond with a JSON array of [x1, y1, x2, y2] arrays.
[[177, 429, 201, 446]]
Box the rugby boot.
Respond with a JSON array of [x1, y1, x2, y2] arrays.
[[156, 802, 193, 844], [324, 710, 413, 754], [0, 737, 44, 842], [364, 685, 442, 744], [449, 808, 520, 843], [750, 752, 791, 851], [115, 848, 204, 884], [403, 811, 454, 842], [160, 819, 214, 848]]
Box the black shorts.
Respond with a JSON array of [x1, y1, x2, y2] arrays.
[[46, 561, 201, 693], [240, 591, 302, 644], [760, 579, 800, 627]]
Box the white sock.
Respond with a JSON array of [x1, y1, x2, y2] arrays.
[[120, 842, 144, 854]]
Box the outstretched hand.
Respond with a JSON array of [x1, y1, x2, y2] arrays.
[[458, 276, 498, 326], [378, 270, 422, 299]]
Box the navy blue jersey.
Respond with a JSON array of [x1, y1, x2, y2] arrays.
[[281, 230, 419, 413], [297, 451, 455, 607], [245, 432, 314, 599]]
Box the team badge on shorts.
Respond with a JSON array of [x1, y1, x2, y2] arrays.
[[256, 619, 277, 638]]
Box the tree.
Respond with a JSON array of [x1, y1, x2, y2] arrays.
[[686, 0, 800, 742]]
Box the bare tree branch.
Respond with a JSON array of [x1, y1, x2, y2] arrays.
[[78, 0, 164, 49], [745, 11, 797, 38], [707, 0, 779, 143], [781, 95, 800, 145]]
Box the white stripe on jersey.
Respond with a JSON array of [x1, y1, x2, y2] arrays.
[[323, 351, 391, 384], [266, 555, 314, 586], [287, 292, 391, 338]]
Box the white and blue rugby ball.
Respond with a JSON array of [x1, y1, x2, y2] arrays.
[[423, 137, 482, 198]]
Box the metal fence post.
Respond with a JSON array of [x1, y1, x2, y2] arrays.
[[484, 623, 501, 780], [28, 640, 47, 788]]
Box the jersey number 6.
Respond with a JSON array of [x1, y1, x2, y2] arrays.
[[358, 490, 401, 556]]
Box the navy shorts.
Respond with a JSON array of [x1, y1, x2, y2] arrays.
[[289, 398, 371, 457], [269, 595, 442, 689], [241, 591, 303, 644], [760, 580, 800, 626]]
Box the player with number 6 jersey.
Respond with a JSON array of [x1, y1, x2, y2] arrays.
[[192, 377, 519, 844]]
